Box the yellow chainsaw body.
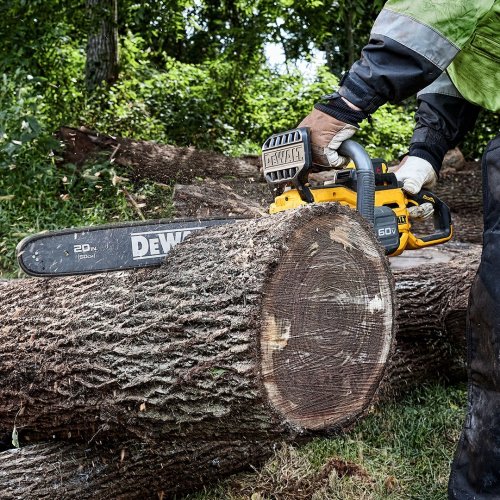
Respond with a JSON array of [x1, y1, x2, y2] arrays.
[[269, 185, 453, 256]]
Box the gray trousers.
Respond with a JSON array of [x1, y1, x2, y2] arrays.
[[449, 135, 500, 499]]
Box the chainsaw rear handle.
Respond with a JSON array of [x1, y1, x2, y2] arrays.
[[406, 190, 453, 248], [338, 140, 375, 225]]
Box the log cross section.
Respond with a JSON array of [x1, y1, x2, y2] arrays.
[[261, 214, 395, 430]]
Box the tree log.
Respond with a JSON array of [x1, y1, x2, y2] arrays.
[[0, 205, 482, 497], [173, 179, 271, 218], [0, 439, 275, 499], [386, 244, 480, 395], [434, 168, 483, 244], [0, 243, 480, 498], [171, 167, 484, 242], [56, 127, 261, 182], [0, 204, 394, 445]]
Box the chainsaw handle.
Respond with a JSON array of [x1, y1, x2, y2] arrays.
[[407, 190, 453, 248], [338, 140, 375, 225]]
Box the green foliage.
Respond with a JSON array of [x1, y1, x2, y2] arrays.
[[358, 103, 416, 161], [0, 69, 174, 277], [76, 37, 342, 155]]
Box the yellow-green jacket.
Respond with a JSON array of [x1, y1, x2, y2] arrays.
[[337, 1, 499, 172]]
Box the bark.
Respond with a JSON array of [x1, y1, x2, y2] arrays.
[[386, 244, 480, 395], [434, 168, 483, 243], [0, 204, 394, 445], [56, 127, 261, 183], [85, 0, 119, 91], [0, 439, 274, 499], [173, 179, 271, 218], [171, 167, 483, 242]]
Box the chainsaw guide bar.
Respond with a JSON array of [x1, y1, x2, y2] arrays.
[[17, 218, 238, 277]]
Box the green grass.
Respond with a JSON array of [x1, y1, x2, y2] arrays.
[[188, 383, 467, 500]]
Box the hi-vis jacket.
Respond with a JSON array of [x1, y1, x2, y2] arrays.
[[338, 1, 499, 171]]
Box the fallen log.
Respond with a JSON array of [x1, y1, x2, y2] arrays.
[[172, 179, 270, 218], [434, 168, 483, 243], [386, 243, 479, 395], [0, 206, 481, 497], [0, 243, 479, 498], [56, 126, 261, 183], [0, 439, 275, 499], [0, 204, 395, 446]]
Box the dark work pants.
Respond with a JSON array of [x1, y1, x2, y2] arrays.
[[449, 135, 500, 499]]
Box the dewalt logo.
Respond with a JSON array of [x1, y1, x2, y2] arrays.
[[131, 228, 199, 260]]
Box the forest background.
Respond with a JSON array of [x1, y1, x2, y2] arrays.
[[1, 0, 497, 277], [0, 2, 498, 497]]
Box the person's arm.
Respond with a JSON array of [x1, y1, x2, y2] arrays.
[[338, 6, 462, 113], [409, 73, 480, 175], [300, 3, 479, 172], [393, 73, 480, 194]]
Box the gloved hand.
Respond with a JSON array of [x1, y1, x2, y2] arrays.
[[394, 156, 438, 194], [298, 95, 367, 169], [393, 156, 438, 220], [298, 109, 358, 168]]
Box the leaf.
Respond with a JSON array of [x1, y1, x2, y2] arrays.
[[12, 426, 20, 448]]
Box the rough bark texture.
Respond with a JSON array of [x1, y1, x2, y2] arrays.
[[0, 204, 398, 497], [0, 440, 274, 499], [0, 204, 394, 443], [173, 179, 271, 218], [434, 168, 483, 244], [386, 244, 480, 395], [85, 0, 119, 91], [57, 127, 261, 183]]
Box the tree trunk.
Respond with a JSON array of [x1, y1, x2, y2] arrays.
[[0, 204, 482, 497], [85, 0, 119, 91], [0, 204, 394, 446], [433, 169, 483, 244], [0, 242, 479, 498], [0, 439, 275, 499], [173, 179, 271, 218], [56, 127, 261, 183]]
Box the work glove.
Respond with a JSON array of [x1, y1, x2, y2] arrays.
[[394, 156, 438, 195], [298, 95, 367, 169], [394, 156, 438, 220]]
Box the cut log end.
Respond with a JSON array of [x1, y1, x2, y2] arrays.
[[261, 211, 395, 430]]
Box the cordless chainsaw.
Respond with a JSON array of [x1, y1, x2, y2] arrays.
[[16, 127, 452, 277]]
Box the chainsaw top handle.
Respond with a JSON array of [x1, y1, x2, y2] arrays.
[[338, 139, 375, 225], [406, 189, 453, 248]]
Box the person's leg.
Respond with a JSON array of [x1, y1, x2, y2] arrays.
[[449, 135, 500, 499]]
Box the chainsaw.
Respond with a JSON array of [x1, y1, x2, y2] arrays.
[[16, 127, 452, 277]]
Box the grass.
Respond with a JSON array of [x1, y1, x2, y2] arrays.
[[188, 383, 467, 500]]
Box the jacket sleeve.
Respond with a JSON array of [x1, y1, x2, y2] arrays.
[[408, 74, 480, 174], [337, 7, 460, 113]]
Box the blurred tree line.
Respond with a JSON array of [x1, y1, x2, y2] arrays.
[[0, 0, 496, 274], [0, 0, 495, 155]]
